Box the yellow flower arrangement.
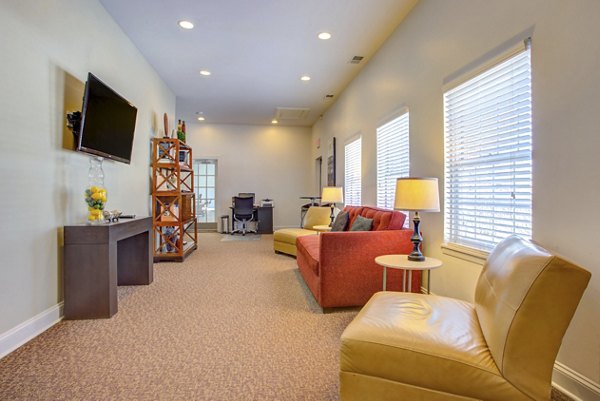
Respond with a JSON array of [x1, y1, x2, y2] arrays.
[[85, 186, 107, 222]]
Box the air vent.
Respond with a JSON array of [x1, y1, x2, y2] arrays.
[[275, 107, 310, 120], [349, 56, 364, 64]]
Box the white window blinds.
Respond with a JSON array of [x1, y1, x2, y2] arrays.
[[377, 112, 409, 210], [345, 136, 362, 206], [444, 45, 532, 251]]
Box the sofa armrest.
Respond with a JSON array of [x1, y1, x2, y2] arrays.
[[318, 230, 417, 303]]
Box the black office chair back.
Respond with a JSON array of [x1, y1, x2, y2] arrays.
[[233, 196, 254, 217], [238, 192, 255, 204]]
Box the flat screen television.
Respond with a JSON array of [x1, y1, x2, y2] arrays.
[[76, 73, 138, 164]]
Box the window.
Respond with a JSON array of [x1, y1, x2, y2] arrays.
[[377, 112, 410, 210], [194, 159, 217, 224], [344, 136, 362, 206], [444, 43, 532, 251]]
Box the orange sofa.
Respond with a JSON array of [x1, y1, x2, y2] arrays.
[[296, 206, 419, 309]]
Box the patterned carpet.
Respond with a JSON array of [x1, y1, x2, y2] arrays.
[[0, 233, 357, 400], [0, 233, 575, 401]]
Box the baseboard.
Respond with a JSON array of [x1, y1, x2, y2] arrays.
[[0, 302, 63, 359], [553, 361, 600, 401]]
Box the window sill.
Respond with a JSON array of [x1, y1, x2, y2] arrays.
[[441, 242, 489, 265]]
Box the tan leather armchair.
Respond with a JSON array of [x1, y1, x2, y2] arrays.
[[340, 235, 591, 401]]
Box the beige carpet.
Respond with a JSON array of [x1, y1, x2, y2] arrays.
[[0, 233, 575, 401], [0, 233, 357, 400]]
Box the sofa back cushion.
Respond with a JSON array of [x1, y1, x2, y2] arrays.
[[343, 206, 406, 231]]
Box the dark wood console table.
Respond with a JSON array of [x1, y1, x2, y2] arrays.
[[63, 217, 152, 319]]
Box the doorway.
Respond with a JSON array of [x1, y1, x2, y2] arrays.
[[194, 159, 218, 231]]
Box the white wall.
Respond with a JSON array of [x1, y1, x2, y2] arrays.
[[312, 0, 600, 395], [184, 123, 313, 230], [0, 0, 175, 335]]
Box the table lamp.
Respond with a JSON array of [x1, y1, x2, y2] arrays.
[[321, 186, 344, 226], [394, 177, 440, 261]]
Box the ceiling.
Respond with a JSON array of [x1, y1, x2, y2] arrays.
[[99, 0, 418, 127]]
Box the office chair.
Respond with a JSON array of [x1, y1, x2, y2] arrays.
[[231, 196, 256, 235], [238, 192, 255, 204]]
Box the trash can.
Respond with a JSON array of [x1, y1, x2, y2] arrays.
[[220, 215, 230, 234]]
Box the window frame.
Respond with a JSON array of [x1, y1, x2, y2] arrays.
[[344, 135, 362, 207], [376, 110, 410, 211], [443, 40, 532, 253]]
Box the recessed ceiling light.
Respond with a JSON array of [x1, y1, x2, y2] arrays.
[[318, 32, 332, 40], [271, 119, 278, 124], [300, 75, 311, 81], [199, 70, 211, 76], [178, 20, 194, 30], [197, 116, 205, 121]]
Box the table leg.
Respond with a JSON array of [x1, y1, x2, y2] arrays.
[[383, 266, 387, 291], [427, 270, 431, 294], [402, 270, 406, 292], [408, 270, 413, 293]]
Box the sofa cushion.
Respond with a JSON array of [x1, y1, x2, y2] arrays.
[[331, 211, 349, 232], [296, 235, 320, 275], [350, 215, 373, 231], [345, 206, 364, 230], [344, 206, 406, 231], [274, 228, 317, 245]]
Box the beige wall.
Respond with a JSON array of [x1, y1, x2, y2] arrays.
[[312, 0, 600, 392], [184, 123, 313, 230], [0, 0, 175, 334]]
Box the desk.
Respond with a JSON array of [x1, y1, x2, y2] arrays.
[[374, 255, 442, 293], [63, 217, 152, 319], [229, 206, 274, 234], [300, 196, 321, 205]]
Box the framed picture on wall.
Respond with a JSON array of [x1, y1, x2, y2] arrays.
[[327, 137, 336, 186]]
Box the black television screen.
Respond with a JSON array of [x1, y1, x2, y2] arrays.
[[77, 73, 138, 164]]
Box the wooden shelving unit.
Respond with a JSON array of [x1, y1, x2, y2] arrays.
[[151, 138, 197, 262]]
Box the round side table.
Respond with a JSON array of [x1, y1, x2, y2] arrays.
[[313, 225, 332, 234], [374, 255, 442, 293]]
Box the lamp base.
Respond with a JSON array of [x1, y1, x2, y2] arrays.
[[329, 204, 335, 226], [409, 212, 425, 262], [408, 252, 425, 262]]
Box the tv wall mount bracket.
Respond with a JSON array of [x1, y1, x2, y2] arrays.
[[66, 111, 82, 136]]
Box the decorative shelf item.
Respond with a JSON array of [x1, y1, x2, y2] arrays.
[[151, 138, 197, 261]]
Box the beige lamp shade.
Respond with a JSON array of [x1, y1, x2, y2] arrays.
[[394, 177, 440, 212], [321, 186, 344, 204]]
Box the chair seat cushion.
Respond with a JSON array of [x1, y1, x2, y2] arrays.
[[273, 228, 317, 245], [341, 292, 529, 401]]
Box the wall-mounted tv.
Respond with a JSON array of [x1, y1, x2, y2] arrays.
[[77, 73, 138, 164]]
